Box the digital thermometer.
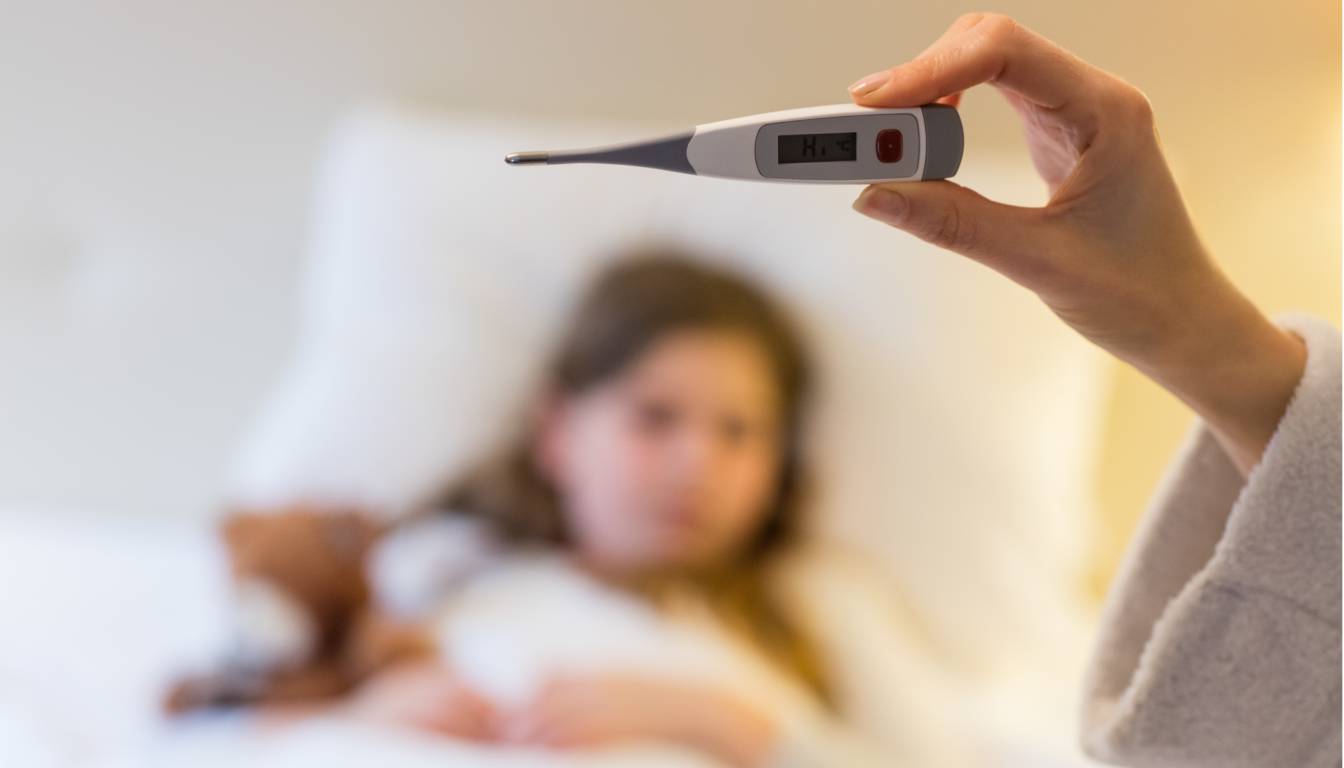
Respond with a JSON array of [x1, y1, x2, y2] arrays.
[[505, 103, 962, 184]]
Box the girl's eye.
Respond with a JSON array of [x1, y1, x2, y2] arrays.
[[634, 401, 678, 433], [719, 417, 753, 446]]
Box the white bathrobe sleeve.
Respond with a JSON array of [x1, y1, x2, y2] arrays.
[[1080, 313, 1341, 767]]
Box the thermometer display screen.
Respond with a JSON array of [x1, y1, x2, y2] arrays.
[[777, 132, 857, 164]]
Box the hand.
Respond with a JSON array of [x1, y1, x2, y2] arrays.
[[502, 673, 778, 768], [343, 660, 498, 740], [848, 13, 1307, 476]]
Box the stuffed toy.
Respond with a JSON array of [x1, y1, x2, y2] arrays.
[[163, 506, 433, 713]]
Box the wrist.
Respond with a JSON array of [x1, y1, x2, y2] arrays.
[[1139, 278, 1307, 475]]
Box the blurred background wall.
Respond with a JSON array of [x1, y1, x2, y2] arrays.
[[0, 0, 1337, 596]]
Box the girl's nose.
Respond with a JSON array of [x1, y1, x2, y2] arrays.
[[668, 425, 720, 481]]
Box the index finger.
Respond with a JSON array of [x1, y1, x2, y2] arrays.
[[850, 13, 1101, 117]]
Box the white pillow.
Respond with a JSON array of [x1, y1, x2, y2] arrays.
[[229, 106, 1105, 675]]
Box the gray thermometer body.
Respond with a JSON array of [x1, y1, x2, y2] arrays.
[[506, 103, 962, 184]]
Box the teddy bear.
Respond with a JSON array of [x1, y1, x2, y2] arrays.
[[162, 506, 434, 713]]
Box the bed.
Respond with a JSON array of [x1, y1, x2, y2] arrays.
[[0, 109, 1105, 766]]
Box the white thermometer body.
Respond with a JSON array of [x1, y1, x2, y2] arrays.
[[506, 103, 962, 184]]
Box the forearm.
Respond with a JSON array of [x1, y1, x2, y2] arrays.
[[1134, 271, 1308, 477]]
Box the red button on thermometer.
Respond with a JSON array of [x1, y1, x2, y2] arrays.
[[875, 128, 904, 164], [505, 103, 962, 184]]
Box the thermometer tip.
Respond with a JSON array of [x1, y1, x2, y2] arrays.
[[505, 151, 549, 165]]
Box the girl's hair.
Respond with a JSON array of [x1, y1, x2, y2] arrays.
[[433, 244, 829, 702]]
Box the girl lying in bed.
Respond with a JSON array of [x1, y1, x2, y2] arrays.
[[167, 247, 965, 767]]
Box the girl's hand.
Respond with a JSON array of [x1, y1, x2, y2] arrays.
[[343, 660, 498, 741], [848, 13, 1307, 476], [503, 674, 778, 768]]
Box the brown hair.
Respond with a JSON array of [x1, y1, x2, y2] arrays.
[[433, 244, 828, 702]]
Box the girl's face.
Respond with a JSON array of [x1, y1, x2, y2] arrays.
[[538, 330, 784, 575]]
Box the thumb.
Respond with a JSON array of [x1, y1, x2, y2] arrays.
[[852, 181, 1047, 274]]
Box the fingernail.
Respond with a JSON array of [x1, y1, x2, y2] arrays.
[[847, 70, 890, 97], [853, 187, 907, 222]]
